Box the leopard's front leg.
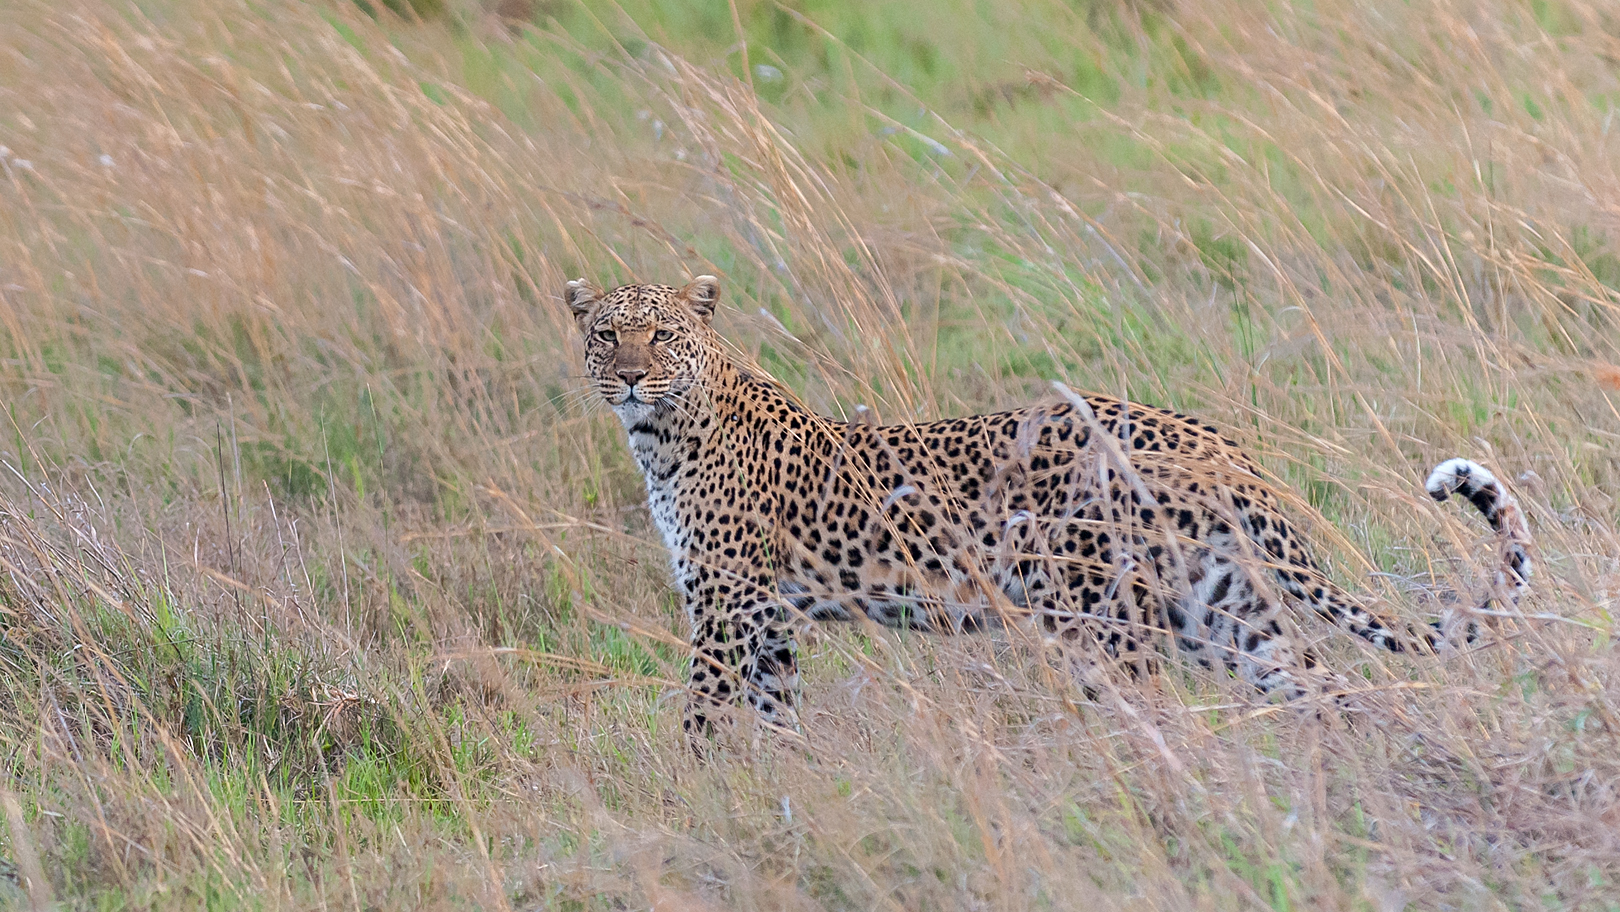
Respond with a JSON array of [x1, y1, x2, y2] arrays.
[[681, 577, 799, 748]]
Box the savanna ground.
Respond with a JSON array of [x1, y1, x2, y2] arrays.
[[0, 0, 1617, 908]]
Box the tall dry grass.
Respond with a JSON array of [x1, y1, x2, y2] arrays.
[[0, 0, 1617, 907]]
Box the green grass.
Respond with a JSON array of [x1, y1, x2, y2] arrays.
[[0, 0, 1617, 908]]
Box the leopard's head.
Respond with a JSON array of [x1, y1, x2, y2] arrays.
[[564, 275, 722, 420]]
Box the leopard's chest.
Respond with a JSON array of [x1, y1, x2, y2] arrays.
[[624, 426, 690, 559]]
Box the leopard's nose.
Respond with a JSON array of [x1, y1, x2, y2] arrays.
[[616, 367, 648, 386]]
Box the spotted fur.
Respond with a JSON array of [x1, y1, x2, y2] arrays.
[[1425, 458, 1533, 609], [565, 276, 1532, 741]]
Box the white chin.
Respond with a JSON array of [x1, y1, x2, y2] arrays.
[[613, 399, 656, 422]]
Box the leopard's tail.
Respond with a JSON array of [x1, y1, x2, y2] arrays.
[[1304, 458, 1531, 654], [1424, 457, 1533, 610]]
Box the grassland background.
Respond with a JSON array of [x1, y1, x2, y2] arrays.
[[0, 0, 1618, 908]]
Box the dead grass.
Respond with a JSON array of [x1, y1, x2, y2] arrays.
[[0, 0, 1617, 908]]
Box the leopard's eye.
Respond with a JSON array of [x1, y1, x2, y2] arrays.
[[595, 329, 618, 344], [652, 329, 675, 343]]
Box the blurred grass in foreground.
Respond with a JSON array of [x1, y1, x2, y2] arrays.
[[0, 0, 1617, 907]]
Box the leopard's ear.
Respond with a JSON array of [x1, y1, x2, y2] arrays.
[[679, 275, 720, 324], [564, 278, 604, 330]]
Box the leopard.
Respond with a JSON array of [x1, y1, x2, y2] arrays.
[[564, 274, 1533, 742]]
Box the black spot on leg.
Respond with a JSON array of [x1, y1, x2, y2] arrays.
[[1166, 604, 1186, 630]]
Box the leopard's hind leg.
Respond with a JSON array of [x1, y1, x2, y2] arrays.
[[1171, 551, 1324, 700]]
